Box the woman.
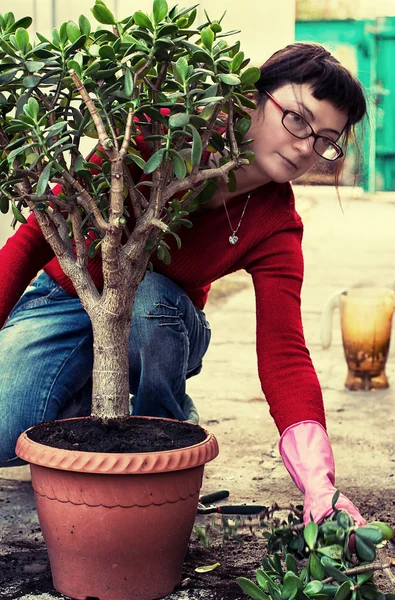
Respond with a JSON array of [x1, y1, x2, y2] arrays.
[[0, 43, 367, 525]]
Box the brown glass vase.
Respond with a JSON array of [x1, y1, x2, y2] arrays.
[[321, 287, 395, 390], [16, 416, 219, 600]]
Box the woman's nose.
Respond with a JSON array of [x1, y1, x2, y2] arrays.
[[293, 136, 314, 156]]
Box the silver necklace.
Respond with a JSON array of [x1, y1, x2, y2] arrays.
[[222, 192, 252, 245]]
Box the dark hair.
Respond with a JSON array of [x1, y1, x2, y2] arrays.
[[255, 43, 367, 184]]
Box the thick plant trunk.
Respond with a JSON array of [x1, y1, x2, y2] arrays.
[[90, 313, 132, 419]]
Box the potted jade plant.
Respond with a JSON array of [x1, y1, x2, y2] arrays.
[[0, 1, 259, 598]]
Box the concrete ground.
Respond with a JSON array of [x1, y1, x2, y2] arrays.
[[1, 185, 395, 598]]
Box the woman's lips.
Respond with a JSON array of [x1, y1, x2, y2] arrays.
[[279, 153, 297, 169]]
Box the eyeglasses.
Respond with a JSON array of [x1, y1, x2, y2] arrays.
[[264, 91, 344, 161]]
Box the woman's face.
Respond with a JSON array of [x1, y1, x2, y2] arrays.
[[246, 83, 349, 184]]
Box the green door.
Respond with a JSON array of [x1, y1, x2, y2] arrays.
[[296, 18, 395, 192]]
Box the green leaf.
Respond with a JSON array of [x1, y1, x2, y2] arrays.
[[91, 4, 116, 25], [66, 21, 81, 43], [236, 117, 251, 136], [201, 26, 214, 52], [99, 45, 117, 61], [88, 240, 100, 258], [308, 552, 325, 581], [136, 106, 168, 127], [322, 564, 350, 584], [240, 66, 260, 86], [170, 231, 182, 249], [23, 97, 39, 122], [143, 148, 165, 174], [22, 75, 41, 88], [64, 34, 87, 57], [7, 143, 31, 164], [354, 534, 376, 562], [189, 125, 202, 166], [217, 73, 240, 85], [46, 121, 67, 138], [157, 23, 178, 37], [304, 581, 324, 595], [316, 545, 344, 560], [368, 521, 394, 541], [0, 195, 10, 214], [152, 0, 168, 24], [170, 150, 186, 179], [25, 60, 45, 73], [126, 152, 146, 170], [331, 490, 340, 510], [355, 526, 383, 545], [133, 11, 153, 30], [0, 69, 19, 86], [285, 553, 298, 575], [36, 162, 53, 196], [197, 95, 224, 106], [194, 562, 220, 573], [236, 577, 269, 600], [333, 581, 352, 600], [11, 16, 33, 31], [304, 521, 318, 551], [169, 112, 189, 128], [233, 91, 257, 109], [78, 14, 91, 37], [67, 59, 82, 78], [178, 218, 192, 228], [231, 51, 245, 73], [124, 69, 134, 97], [11, 202, 27, 224], [157, 243, 171, 264], [356, 571, 373, 585], [15, 27, 29, 52], [175, 56, 188, 83], [255, 569, 269, 591], [282, 572, 302, 600]]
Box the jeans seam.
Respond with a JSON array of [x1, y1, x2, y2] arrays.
[[41, 334, 91, 423], [11, 285, 64, 318]]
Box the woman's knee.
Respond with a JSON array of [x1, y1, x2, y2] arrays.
[[0, 395, 28, 464]]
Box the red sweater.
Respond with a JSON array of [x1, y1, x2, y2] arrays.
[[0, 177, 325, 434]]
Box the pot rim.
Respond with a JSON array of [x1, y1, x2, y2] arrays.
[[15, 416, 219, 475]]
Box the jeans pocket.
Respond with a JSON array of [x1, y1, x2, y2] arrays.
[[10, 274, 67, 318], [147, 302, 181, 327]]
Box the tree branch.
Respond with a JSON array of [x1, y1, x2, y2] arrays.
[[227, 102, 238, 157], [163, 158, 248, 201], [59, 169, 109, 235], [120, 108, 134, 158], [69, 206, 88, 268], [69, 69, 115, 154], [123, 164, 142, 219], [322, 561, 392, 585]]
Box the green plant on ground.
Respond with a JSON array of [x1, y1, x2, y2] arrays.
[[236, 493, 395, 600]]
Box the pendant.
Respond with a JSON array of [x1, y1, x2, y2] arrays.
[[229, 235, 238, 245]]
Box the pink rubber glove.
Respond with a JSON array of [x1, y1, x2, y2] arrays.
[[279, 420, 366, 526]]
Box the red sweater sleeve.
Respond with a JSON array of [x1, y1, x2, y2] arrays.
[[0, 214, 54, 328], [246, 227, 325, 434]]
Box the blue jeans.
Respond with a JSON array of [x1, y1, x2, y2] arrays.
[[0, 271, 211, 466]]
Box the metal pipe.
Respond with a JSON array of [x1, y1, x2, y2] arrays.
[[52, 0, 56, 29]]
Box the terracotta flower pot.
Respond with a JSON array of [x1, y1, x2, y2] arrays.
[[16, 416, 219, 600]]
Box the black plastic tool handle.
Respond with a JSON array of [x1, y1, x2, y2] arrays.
[[199, 490, 230, 505], [202, 505, 267, 515]]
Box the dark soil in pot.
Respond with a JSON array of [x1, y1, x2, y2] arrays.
[[27, 417, 207, 453]]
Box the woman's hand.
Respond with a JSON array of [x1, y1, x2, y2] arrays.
[[278, 420, 366, 526]]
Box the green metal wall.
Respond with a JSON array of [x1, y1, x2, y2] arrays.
[[296, 18, 395, 192]]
